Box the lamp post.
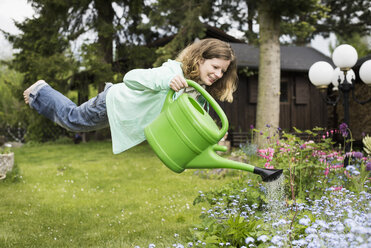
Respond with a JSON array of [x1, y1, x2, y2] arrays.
[[308, 44, 371, 166]]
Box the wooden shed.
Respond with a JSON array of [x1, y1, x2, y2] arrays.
[[220, 43, 333, 146]]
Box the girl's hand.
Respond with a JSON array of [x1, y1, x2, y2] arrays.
[[169, 75, 188, 92]]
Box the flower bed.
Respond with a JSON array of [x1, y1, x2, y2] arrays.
[[134, 125, 370, 248], [187, 178, 370, 248]]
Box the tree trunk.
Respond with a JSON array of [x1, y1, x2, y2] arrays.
[[255, 1, 281, 147], [95, 0, 114, 91]]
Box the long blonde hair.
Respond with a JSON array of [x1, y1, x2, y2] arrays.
[[176, 38, 238, 102]]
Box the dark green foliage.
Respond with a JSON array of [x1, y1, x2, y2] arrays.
[[25, 114, 69, 143], [191, 177, 267, 247], [317, 0, 371, 39], [115, 45, 158, 74], [149, 0, 210, 66], [193, 177, 266, 210]]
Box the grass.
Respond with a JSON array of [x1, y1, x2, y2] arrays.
[[0, 140, 240, 248]]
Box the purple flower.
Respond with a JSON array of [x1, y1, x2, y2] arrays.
[[339, 123, 348, 137], [353, 151, 363, 159], [366, 161, 371, 171], [250, 125, 254, 129]]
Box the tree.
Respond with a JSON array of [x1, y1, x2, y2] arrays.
[[147, 0, 213, 66], [255, 0, 281, 145], [1, 0, 156, 141], [254, 0, 324, 146], [316, 0, 371, 40], [0, 2, 77, 142]]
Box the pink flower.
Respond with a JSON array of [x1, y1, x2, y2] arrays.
[[324, 167, 329, 176], [264, 162, 274, 169], [331, 186, 343, 191], [337, 156, 344, 161]]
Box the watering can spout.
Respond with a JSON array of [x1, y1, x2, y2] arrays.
[[186, 144, 283, 182], [252, 167, 283, 182]]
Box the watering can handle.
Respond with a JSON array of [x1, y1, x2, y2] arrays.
[[163, 79, 229, 140]]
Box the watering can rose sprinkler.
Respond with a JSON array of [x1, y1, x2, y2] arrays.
[[144, 80, 283, 182]]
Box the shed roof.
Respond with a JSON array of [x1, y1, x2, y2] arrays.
[[230, 43, 333, 72]]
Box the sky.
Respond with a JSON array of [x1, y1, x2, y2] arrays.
[[0, 0, 335, 60], [0, 0, 35, 59]]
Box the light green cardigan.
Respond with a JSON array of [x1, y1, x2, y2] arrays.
[[105, 60, 184, 154]]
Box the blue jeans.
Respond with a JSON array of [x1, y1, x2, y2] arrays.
[[29, 82, 113, 132]]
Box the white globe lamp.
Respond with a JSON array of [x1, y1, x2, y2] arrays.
[[332, 44, 358, 70], [308, 61, 334, 88], [359, 60, 371, 85]]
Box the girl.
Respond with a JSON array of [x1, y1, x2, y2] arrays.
[[23, 38, 237, 154]]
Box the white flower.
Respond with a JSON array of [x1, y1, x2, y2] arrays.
[[305, 227, 317, 234], [335, 223, 345, 232], [356, 236, 364, 243], [305, 234, 319, 242], [271, 235, 283, 246], [299, 217, 311, 226], [352, 170, 360, 176], [315, 220, 329, 229], [257, 235, 269, 242], [292, 239, 307, 246], [346, 165, 356, 171], [245, 237, 255, 244]]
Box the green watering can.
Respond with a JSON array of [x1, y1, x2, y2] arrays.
[[144, 80, 283, 182]]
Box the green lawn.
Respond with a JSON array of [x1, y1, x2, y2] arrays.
[[0, 140, 239, 247]]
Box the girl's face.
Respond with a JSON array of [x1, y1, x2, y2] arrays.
[[198, 58, 230, 86]]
